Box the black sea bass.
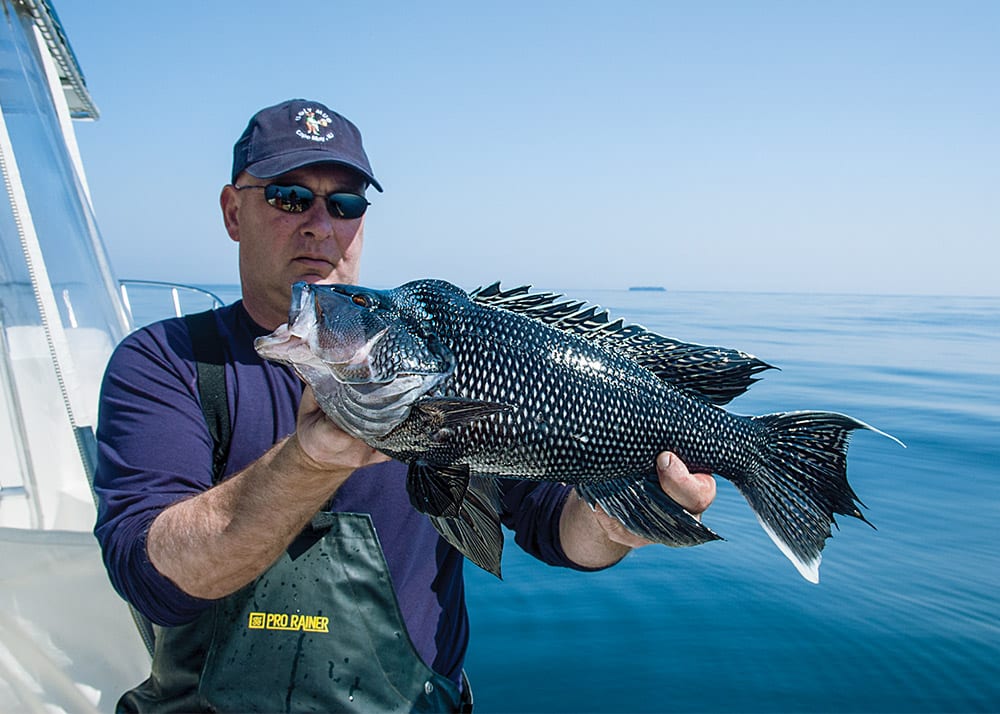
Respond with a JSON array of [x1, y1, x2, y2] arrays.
[[255, 280, 900, 581]]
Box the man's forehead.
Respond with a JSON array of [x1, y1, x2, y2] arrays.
[[275, 163, 368, 189]]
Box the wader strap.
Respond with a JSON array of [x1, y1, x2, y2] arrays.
[[184, 310, 230, 485], [123, 311, 230, 660]]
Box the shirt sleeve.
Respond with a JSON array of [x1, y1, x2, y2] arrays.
[[499, 479, 608, 572], [93, 320, 218, 626]]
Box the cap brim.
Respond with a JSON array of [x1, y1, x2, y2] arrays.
[[245, 150, 382, 192]]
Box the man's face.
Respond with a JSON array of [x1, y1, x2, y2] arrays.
[[221, 163, 368, 329]]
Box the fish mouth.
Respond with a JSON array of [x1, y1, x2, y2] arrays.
[[286, 281, 317, 326], [255, 320, 391, 385], [254, 323, 310, 364]]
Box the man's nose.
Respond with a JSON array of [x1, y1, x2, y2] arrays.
[[300, 199, 336, 240]]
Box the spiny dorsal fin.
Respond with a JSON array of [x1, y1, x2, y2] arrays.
[[470, 282, 775, 406]]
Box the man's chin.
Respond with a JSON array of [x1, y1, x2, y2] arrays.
[[293, 269, 335, 285], [307, 272, 359, 287], [289, 263, 356, 287]]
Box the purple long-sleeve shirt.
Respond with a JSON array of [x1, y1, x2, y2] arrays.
[[94, 301, 584, 682]]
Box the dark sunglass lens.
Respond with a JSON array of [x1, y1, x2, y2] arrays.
[[328, 193, 370, 219], [265, 184, 314, 213]]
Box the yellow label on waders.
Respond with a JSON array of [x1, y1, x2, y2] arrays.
[[247, 611, 330, 633]]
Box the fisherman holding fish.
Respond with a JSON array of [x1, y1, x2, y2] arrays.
[[93, 99, 716, 712]]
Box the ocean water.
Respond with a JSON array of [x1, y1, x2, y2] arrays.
[[141, 286, 1000, 713], [461, 289, 999, 714]]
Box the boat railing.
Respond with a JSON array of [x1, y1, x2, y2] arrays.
[[118, 279, 225, 329]]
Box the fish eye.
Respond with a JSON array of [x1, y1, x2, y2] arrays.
[[351, 294, 370, 307]]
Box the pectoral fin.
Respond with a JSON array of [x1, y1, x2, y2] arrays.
[[427, 475, 505, 578], [412, 397, 512, 429], [406, 461, 469, 518]]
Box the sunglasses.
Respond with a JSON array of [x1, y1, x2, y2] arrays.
[[235, 183, 370, 219]]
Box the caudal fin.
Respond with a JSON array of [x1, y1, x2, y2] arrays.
[[739, 411, 902, 583]]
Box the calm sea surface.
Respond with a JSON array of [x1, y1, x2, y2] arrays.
[[144, 286, 1000, 713]]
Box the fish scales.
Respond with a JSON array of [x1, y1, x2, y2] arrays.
[[427, 311, 664, 479], [255, 279, 901, 581]]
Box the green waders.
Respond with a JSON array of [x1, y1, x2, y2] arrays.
[[117, 513, 468, 713]]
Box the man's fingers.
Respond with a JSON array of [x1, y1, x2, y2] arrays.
[[656, 452, 716, 517]]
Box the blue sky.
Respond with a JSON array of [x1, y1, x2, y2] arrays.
[[60, 1, 998, 295]]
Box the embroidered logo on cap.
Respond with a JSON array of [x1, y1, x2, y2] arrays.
[[295, 107, 335, 143]]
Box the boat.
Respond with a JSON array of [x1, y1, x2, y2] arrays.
[[0, 2, 216, 710], [628, 285, 666, 292]]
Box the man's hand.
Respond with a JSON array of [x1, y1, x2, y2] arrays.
[[593, 452, 716, 548], [292, 386, 390, 474], [560, 452, 716, 567]]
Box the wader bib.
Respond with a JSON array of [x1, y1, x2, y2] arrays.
[[119, 513, 466, 713]]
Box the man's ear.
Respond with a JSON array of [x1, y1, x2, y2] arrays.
[[220, 185, 240, 243]]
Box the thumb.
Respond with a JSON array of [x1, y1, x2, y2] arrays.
[[656, 452, 716, 517]]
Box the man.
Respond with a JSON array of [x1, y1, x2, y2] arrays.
[[94, 99, 716, 712]]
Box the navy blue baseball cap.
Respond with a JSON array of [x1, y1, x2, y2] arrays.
[[231, 99, 382, 191]]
